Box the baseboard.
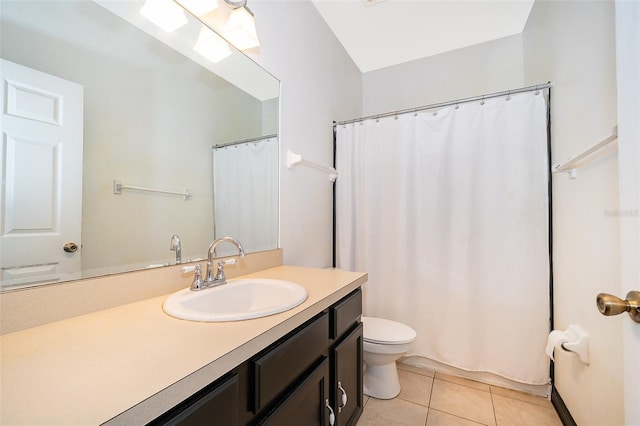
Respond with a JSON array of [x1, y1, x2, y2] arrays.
[[551, 386, 577, 426]]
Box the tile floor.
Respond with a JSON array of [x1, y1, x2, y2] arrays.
[[357, 364, 562, 426]]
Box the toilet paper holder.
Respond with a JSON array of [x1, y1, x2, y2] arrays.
[[559, 325, 589, 364], [546, 324, 589, 365]]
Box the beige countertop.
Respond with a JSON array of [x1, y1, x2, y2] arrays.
[[0, 266, 367, 425]]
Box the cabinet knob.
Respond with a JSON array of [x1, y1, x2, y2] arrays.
[[325, 399, 335, 426], [337, 381, 348, 413]]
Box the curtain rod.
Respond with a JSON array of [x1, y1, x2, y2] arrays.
[[334, 82, 553, 126], [212, 133, 277, 149]]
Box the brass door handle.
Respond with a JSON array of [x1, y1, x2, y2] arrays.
[[63, 242, 79, 253], [596, 291, 640, 323]]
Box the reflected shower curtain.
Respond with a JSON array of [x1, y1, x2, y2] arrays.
[[213, 137, 278, 256], [336, 92, 550, 384]]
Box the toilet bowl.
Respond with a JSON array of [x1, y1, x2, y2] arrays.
[[362, 316, 417, 399]]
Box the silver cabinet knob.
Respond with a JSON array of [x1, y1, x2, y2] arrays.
[[596, 291, 640, 323]]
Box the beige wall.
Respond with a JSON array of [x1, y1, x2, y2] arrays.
[[523, 1, 623, 424], [362, 34, 524, 115], [247, 1, 363, 268]]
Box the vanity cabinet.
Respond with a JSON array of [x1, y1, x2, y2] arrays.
[[151, 288, 363, 426]]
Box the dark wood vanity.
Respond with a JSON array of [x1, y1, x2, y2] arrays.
[[150, 289, 363, 426]]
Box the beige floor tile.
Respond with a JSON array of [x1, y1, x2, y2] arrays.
[[490, 386, 552, 409], [398, 370, 434, 406], [429, 379, 496, 426], [492, 394, 562, 426], [356, 397, 428, 426], [434, 373, 490, 392], [398, 362, 436, 378], [363, 394, 370, 407], [426, 409, 486, 426]]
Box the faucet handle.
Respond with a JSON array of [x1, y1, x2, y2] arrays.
[[190, 264, 204, 290]]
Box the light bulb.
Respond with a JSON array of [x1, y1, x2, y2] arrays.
[[223, 6, 260, 50]]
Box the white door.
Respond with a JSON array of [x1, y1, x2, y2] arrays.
[[615, 2, 640, 423], [0, 59, 84, 289]]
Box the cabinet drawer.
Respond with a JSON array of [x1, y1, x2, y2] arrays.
[[253, 312, 329, 412], [330, 289, 362, 339]]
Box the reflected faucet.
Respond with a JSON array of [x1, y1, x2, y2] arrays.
[[202, 236, 245, 288], [169, 234, 182, 263]]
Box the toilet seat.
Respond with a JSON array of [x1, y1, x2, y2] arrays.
[[362, 316, 416, 345]]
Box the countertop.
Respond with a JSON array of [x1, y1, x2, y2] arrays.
[[0, 266, 367, 425]]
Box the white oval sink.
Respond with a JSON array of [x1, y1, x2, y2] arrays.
[[163, 279, 308, 322]]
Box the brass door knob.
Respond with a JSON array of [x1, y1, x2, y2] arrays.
[[63, 242, 79, 253], [596, 291, 640, 323]]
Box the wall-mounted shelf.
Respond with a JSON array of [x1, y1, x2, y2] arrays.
[[552, 126, 618, 178]]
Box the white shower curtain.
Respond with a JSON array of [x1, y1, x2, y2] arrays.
[[336, 92, 550, 385], [213, 137, 278, 256]]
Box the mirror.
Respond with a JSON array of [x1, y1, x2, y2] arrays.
[[0, 1, 279, 290]]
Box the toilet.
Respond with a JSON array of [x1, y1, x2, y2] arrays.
[[362, 316, 417, 399]]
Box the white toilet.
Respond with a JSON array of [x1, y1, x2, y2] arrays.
[[362, 316, 417, 399]]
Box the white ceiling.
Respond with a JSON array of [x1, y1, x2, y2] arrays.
[[311, 0, 535, 73]]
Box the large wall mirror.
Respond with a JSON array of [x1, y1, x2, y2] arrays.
[[0, 0, 279, 291]]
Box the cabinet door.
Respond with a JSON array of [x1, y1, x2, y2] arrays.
[[332, 323, 363, 426], [149, 373, 238, 426], [253, 313, 329, 413], [259, 358, 331, 426]]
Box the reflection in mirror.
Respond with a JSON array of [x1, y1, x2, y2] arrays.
[[213, 135, 278, 257], [0, 1, 279, 291]]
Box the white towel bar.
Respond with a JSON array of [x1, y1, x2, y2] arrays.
[[553, 126, 618, 178], [113, 180, 192, 200], [286, 149, 338, 182]]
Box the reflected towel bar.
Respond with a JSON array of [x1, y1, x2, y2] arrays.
[[552, 126, 618, 178], [286, 149, 338, 182], [113, 180, 192, 200]]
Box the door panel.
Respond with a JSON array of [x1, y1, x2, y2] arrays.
[[0, 59, 84, 288], [260, 358, 330, 426], [332, 323, 363, 426]]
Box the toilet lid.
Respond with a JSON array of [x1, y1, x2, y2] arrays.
[[362, 316, 417, 345]]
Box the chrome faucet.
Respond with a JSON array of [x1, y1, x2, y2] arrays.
[[169, 234, 181, 263], [190, 237, 245, 291]]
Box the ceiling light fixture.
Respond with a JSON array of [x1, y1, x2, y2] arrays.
[[193, 27, 232, 63], [222, 0, 260, 50], [140, 0, 187, 32]]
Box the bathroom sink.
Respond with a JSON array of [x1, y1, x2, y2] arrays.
[[163, 279, 308, 322]]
